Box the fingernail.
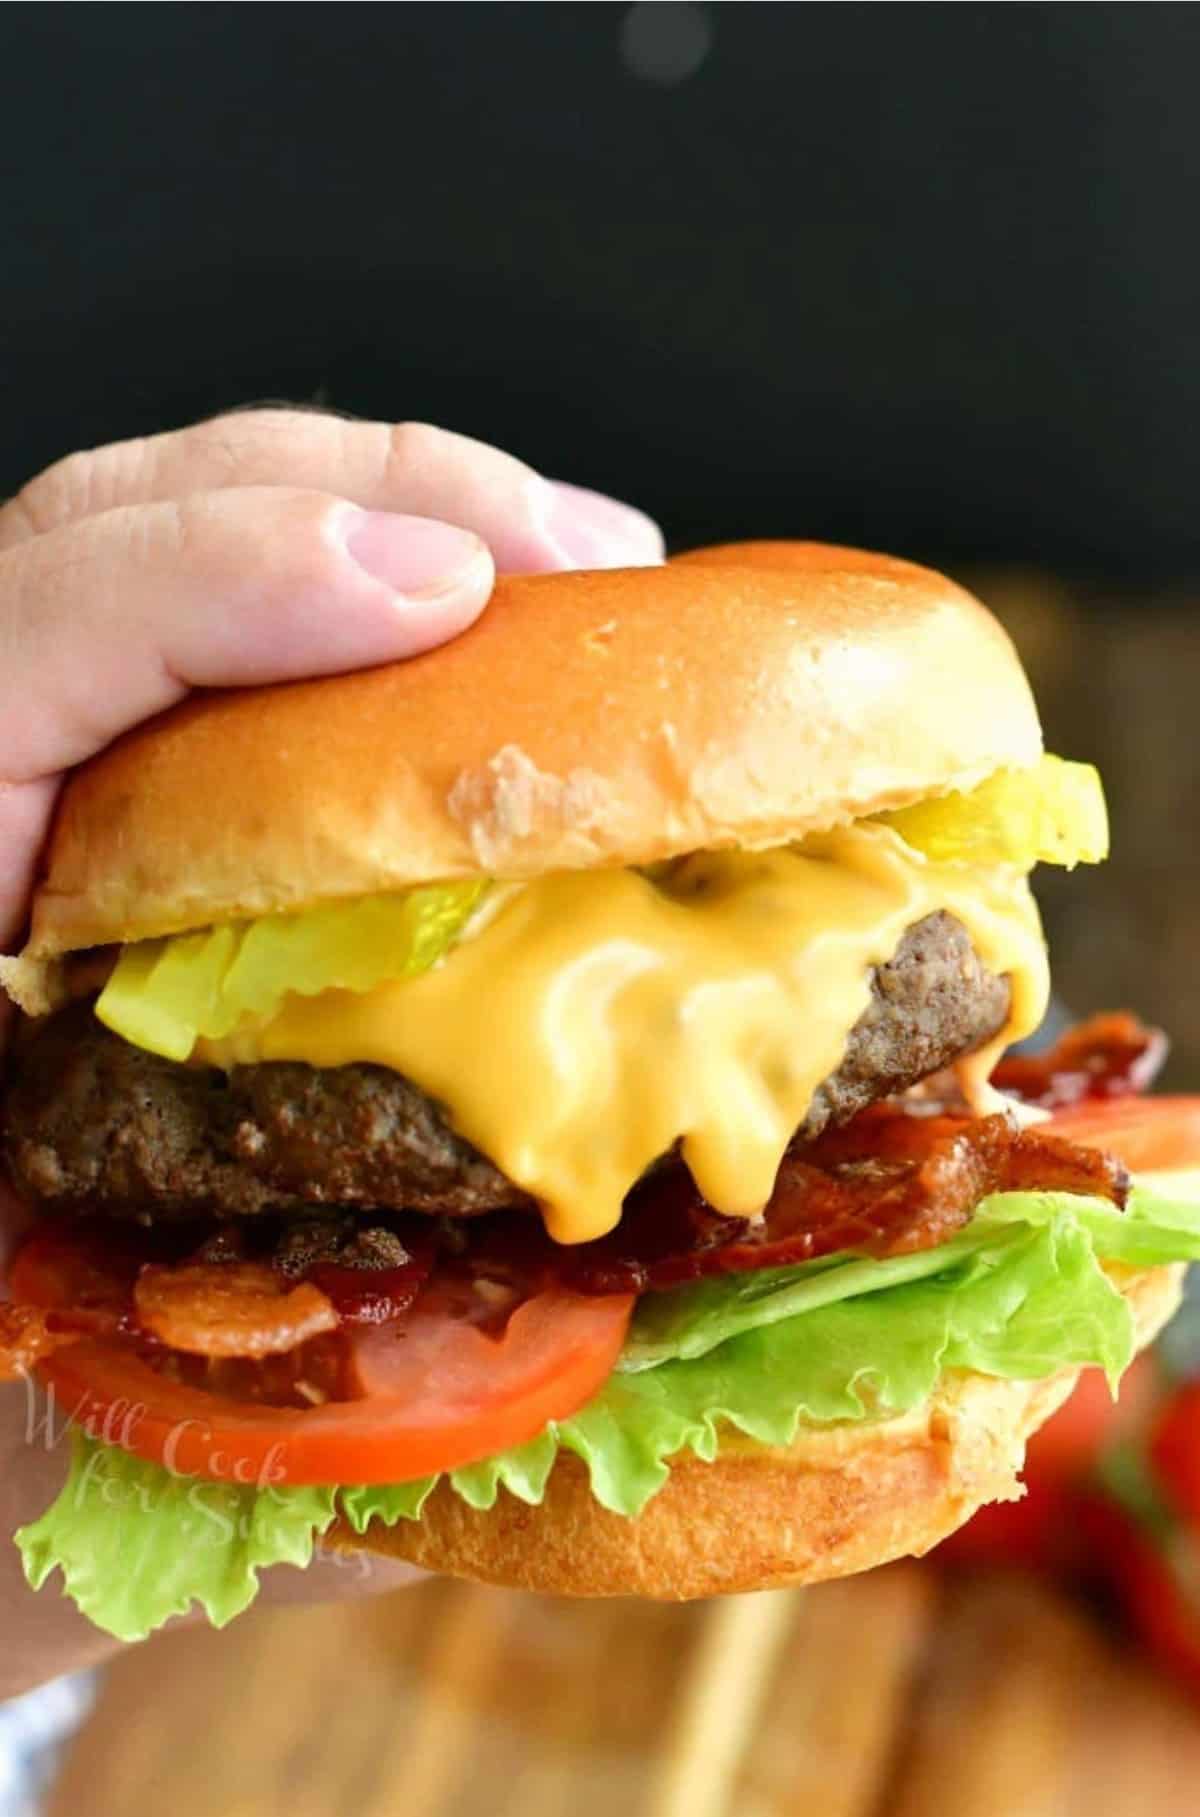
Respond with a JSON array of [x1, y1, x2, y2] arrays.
[[342, 511, 489, 598], [540, 481, 666, 569]]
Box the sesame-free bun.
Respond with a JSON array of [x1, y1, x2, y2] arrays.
[[5, 541, 1040, 1010], [329, 1262, 1181, 1601]]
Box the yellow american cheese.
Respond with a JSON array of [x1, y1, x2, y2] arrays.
[[197, 824, 1049, 1245]]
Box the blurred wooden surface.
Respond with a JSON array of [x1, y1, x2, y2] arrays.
[[50, 1566, 1200, 1817]]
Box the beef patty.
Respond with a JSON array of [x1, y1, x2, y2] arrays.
[[1, 911, 1010, 1223]]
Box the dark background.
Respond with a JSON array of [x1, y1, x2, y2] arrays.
[[4, 3, 1199, 579]]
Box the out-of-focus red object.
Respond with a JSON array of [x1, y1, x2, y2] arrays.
[[1080, 1493, 1200, 1701], [1150, 1383, 1200, 1526], [938, 1355, 1158, 1571]]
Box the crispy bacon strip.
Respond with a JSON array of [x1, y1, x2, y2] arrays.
[[133, 1263, 340, 1359], [992, 1012, 1168, 1109], [7, 1217, 438, 1365], [0, 1303, 79, 1380], [542, 1111, 1130, 1295]]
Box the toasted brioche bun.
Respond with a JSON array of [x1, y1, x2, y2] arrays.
[[3, 541, 1039, 1013], [327, 1262, 1181, 1600]]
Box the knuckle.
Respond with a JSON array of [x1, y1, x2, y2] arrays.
[[198, 406, 297, 443], [384, 420, 453, 481], [0, 489, 40, 548], [180, 488, 349, 595], [382, 421, 535, 514], [186, 409, 362, 492], [7, 449, 102, 538], [289, 491, 356, 583], [185, 409, 300, 477], [203, 403, 353, 436]]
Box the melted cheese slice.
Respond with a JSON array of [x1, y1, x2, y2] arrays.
[[198, 824, 1049, 1245]]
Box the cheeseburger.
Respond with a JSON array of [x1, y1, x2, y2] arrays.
[[3, 541, 1200, 1639]]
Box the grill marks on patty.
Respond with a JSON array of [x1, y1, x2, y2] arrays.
[[1, 912, 1011, 1224]]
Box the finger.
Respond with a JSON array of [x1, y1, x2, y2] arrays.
[[546, 479, 665, 567], [0, 412, 665, 571], [0, 488, 493, 945]]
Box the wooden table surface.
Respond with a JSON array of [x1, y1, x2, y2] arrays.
[[49, 1564, 1200, 1817]]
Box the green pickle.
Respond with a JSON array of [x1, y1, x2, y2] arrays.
[[96, 879, 488, 1061], [875, 754, 1108, 869]]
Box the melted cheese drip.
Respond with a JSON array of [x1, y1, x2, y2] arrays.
[[198, 825, 1049, 1244]]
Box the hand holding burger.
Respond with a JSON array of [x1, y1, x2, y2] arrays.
[[4, 424, 1200, 1673], [0, 410, 663, 1697]]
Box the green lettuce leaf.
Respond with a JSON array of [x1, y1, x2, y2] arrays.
[[18, 1434, 337, 1643], [621, 1183, 1200, 1370], [18, 1185, 1200, 1641], [95, 881, 488, 1062]]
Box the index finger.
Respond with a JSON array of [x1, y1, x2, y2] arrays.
[[0, 413, 664, 572]]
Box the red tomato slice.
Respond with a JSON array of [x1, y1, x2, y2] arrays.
[[35, 1280, 633, 1487], [1078, 1493, 1200, 1703], [1045, 1097, 1200, 1174]]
